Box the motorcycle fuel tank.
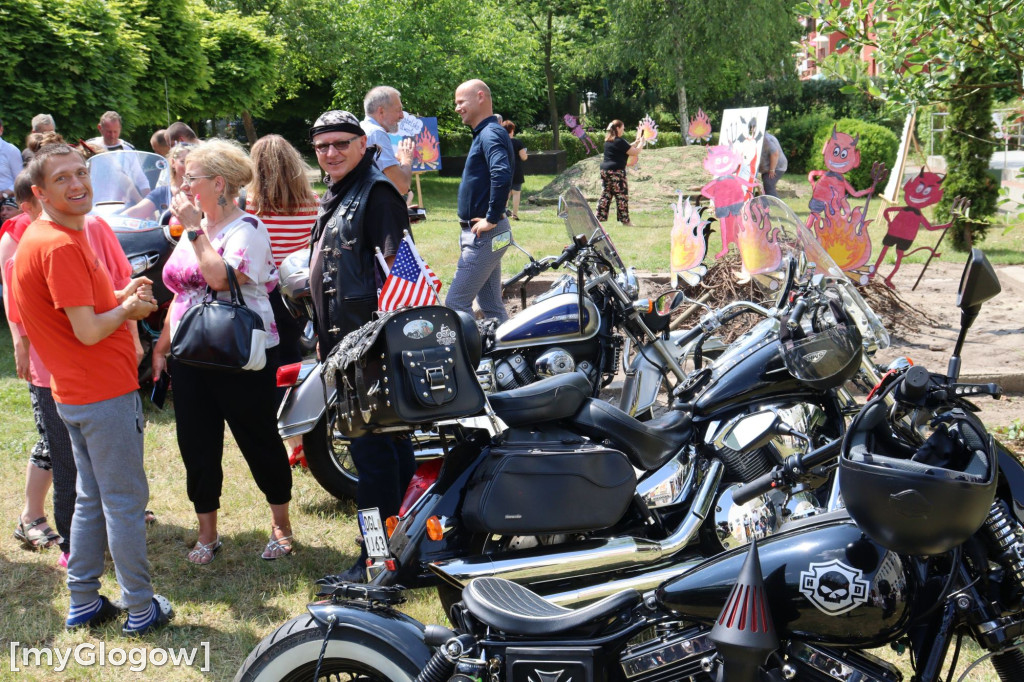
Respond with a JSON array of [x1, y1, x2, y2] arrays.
[[658, 515, 915, 647], [693, 318, 806, 416], [493, 293, 601, 351]]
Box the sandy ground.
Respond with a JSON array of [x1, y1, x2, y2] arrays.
[[870, 257, 1024, 432]]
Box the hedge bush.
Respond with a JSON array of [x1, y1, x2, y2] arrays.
[[809, 118, 899, 194], [777, 111, 835, 175], [438, 129, 685, 167]]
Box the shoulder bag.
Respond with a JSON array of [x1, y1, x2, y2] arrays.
[[170, 261, 267, 372]]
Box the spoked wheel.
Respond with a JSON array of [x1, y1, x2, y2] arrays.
[[234, 615, 416, 682], [302, 414, 359, 502]]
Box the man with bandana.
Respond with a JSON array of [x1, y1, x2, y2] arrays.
[[307, 110, 415, 582]]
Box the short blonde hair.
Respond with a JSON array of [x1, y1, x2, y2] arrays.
[[186, 139, 253, 197]]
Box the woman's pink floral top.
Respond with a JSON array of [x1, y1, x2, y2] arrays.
[[163, 214, 280, 346]]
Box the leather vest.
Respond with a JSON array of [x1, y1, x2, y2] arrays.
[[311, 156, 403, 356]]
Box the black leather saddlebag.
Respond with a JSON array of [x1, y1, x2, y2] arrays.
[[463, 442, 636, 535], [323, 306, 485, 437]]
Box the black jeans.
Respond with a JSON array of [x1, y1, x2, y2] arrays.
[[170, 347, 292, 514], [349, 433, 416, 561]]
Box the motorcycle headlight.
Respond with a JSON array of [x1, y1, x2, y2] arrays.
[[616, 267, 639, 299]]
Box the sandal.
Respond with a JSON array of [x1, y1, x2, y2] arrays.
[[14, 516, 62, 550], [186, 536, 222, 565], [262, 527, 294, 560], [145, 510, 157, 526]]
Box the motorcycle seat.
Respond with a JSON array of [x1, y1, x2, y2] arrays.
[[461, 576, 641, 636], [488, 373, 592, 427], [569, 399, 692, 471]]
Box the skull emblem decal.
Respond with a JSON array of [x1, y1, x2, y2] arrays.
[[799, 559, 869, 615]]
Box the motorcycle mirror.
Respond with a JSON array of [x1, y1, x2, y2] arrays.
[[713, 410, 780, 455], [949, 249, 1001, 381], [654, 291, 686, 316]]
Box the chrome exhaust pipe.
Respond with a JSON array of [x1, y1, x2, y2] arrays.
[[429, 460, 724, 588]]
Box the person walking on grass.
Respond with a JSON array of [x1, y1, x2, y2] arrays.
[[13, 143, 172, 635]]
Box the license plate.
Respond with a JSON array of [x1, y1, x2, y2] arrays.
[[357, 507, 391, 559]]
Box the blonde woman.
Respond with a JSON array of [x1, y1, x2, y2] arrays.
[[121, 144, 192, 220], [154, 139, 294, 563]]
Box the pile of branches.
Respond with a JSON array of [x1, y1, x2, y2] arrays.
[[670, 255, 937, 340]]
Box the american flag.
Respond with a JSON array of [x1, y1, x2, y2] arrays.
[[378, 235, 442, 311]]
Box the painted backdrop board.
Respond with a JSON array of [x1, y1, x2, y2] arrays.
[[389, 115, 442, 172], [718, 107, 769, 188], [881, 107, 916, 203]]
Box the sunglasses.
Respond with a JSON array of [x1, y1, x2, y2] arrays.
[[313, 137, 361, 154]]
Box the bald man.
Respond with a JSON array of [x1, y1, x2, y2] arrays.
[[446, 79, 514, 322]]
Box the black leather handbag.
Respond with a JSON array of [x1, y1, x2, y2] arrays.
[[170, 262, 268, 372]]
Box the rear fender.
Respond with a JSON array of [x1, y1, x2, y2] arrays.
[[306, 601, 433, 670], [277, 363, 334, 439]]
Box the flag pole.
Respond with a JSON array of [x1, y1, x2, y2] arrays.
[[403, 231, 441, 297], [375, 246, 390, 276]]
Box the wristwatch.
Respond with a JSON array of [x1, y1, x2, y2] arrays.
[[187, 229, 200, 242]]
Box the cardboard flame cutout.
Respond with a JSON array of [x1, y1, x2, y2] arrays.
[[413, 128, 440, 169], [671, 192, 712, 287], [701, 145, 760, 259], [563, 114, 599, 155], [627, 115, 658, 169], [872, 169, 968, 289], [806, 125, 888, 282], [738, 198, 783, 279], [687, 109, 712, 144]]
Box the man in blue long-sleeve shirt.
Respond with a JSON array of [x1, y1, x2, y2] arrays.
[[446, 79, 514, 322]]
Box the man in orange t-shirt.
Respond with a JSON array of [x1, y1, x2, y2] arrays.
[[13, 143, 174, 635]]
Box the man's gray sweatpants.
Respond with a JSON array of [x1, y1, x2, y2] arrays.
[[57, 391, 153, 612], [445, 220, 511, 322]]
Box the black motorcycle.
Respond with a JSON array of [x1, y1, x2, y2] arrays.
[[237, 248, 1024, 682], [295, 196, 891, 618]]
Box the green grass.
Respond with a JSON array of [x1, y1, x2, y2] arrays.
[[0, 171, 1018, 680]]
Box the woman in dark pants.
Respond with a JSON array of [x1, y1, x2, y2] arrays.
[[153, 139, 294, 564], [596, 119, 644, 226]]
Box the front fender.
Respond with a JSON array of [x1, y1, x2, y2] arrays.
[[307, 600, 434, 671], [277, 363, 335, 439]]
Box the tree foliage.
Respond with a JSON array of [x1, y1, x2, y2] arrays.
[[0, 0, 145, 140], [803, 0, 1024, 103], [937, 62, 1001, 249], [605, 0, 801, 135]]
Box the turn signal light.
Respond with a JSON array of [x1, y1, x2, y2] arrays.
[[385, 515, 399, 538], [385, 559, 398, 571], [276, 362, 302, 387], [426, 516, 444, 541], [167, 222, 184, 238]]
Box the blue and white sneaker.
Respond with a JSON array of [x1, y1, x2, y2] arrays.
[[66, 596, 123, 630], [122, 595, 174, 636]]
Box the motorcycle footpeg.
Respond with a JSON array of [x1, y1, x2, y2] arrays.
[[314, 578, 407, 605]]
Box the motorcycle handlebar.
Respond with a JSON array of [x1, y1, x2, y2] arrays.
[[731, 439, 842, 506], [551, 243, 580, 270]]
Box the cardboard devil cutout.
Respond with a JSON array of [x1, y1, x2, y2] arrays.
[[806, 125, 888, 283], [701, 145, 760, 259], [872, 169, 969, 289], [563, 114, 599, 155]]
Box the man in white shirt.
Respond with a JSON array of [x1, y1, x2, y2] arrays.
[[87, 111, 149, 201], [361, 86, 415, 196], [0, 117, 24, 193]]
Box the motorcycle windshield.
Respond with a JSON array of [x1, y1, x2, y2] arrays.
[[88, 151, 169, 225], [558, 186, 626, 273], [741, 195, 890, 351]]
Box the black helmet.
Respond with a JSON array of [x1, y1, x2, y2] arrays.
[[780, 298, 863, 391], [839, 381, 996, 556]]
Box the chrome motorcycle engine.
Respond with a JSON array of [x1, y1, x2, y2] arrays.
[[619, 626, 900, 682], [534, 348, 575, 377]]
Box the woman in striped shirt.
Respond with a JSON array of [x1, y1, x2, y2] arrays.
[[246, 135, 318, 368]]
